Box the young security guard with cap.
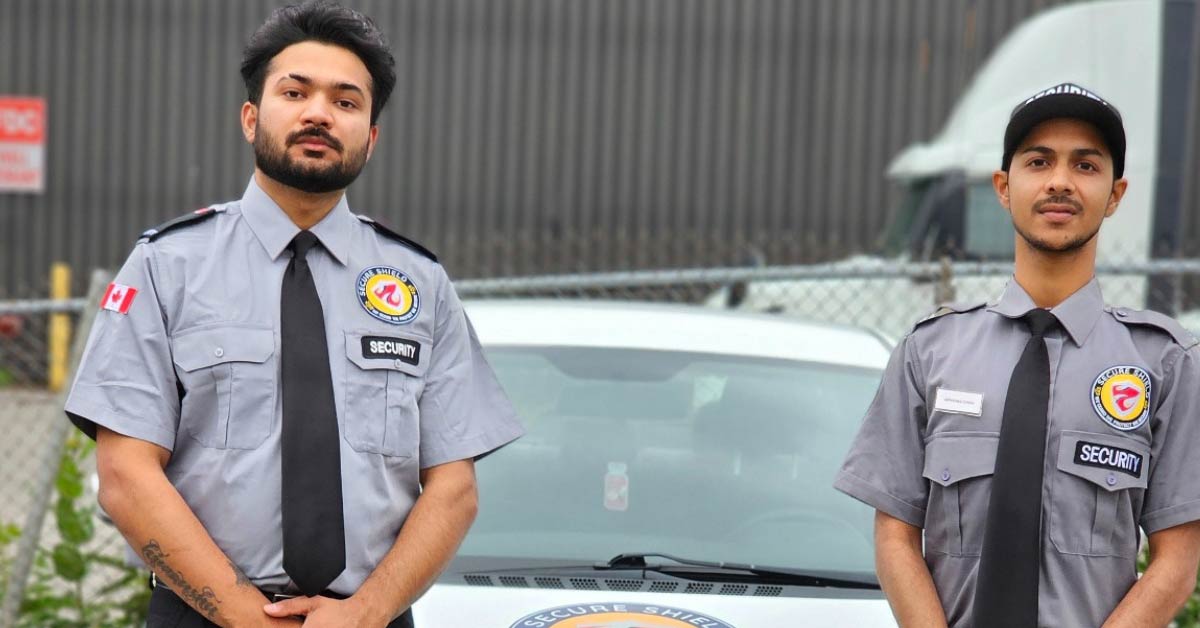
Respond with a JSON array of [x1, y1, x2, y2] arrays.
[[63, 2, 523, 626], [835, 83, 1200, 627]]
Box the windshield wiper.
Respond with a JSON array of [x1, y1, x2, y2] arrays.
[[595, 552, 880, 590]]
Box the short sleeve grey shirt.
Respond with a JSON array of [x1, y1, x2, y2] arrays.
[[834, 278, 1200, 627], [65, 177, 525, 595]]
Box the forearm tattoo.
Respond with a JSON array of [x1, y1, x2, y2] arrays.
[[228, 558, 253, 588], [142, 540, 228, 624]]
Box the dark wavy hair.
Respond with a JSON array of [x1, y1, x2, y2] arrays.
[[241, 1, 396, 124]]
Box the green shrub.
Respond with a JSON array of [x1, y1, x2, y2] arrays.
[[7, 434, 149, 627]]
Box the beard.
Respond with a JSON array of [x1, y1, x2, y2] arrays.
[[1014, 221, 1100, 253], [1012, 196, 1101, 254], [253, 125, 369, 194]]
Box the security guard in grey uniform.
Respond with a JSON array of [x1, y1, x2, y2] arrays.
[[835, 83, 1200, 627], [64, 3, 523, 627]]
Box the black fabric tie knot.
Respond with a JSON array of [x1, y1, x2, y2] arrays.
[[289, 229, 320, 259], [1025, 307, 1059, 337], [973, 307, 1058, 628], [280, 229, 346, 596]]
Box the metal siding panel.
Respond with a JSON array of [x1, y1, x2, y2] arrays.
[[1187, 4, 1200, 253], [709, 0, 737, 257], [575, 1, 601, 270], [535, 0, 564, 273], [46, 0, 66, 295], [628, 0, 648, 265], [0, 1, 18, 294], [667, 0, 697, 268], [525, 0, 553, 274], [769, 0, 803, 262], [1172, 0, 1200, 256], [100, 0, 122, 275], [763, 0, 792, 251], [390, 0, 420, 239], [862, 0, 892, 250], [2, 0, 1090, 289], [724, 0, 749, 253], [504, 0, 532, 276], [742, 0, 772, 257], [646, 0, 678, 269], [826, 0, 855, 256], [613, 0, 639, 268], [408, 0, 435, 242]]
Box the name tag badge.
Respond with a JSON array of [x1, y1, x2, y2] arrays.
[[934, 388, 983, 417]]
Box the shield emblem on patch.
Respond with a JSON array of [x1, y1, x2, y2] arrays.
[[1091, 366, 1151, 431]]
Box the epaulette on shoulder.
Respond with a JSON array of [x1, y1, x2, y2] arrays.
[[355, 215, 438, 262], [1107, 306, 1199, 349], [912, 300, 988, 332], [137, 207, 222, 243]]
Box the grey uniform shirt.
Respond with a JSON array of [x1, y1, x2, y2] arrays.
[[834, 278, 1200, 627], [65, 177, 525, 595]]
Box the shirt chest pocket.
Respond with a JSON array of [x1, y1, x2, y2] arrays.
[[172, 325, 276, 450], [921, 432, 999, 556], [342, 330, 430, 458], [1050, 431, 1149, 558]]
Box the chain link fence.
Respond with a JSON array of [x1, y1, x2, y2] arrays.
[[4, 258, 1200, 624], [456, 258, 1200, 341]]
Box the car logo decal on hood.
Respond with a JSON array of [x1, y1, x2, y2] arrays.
[[509, 602, 738, 628]]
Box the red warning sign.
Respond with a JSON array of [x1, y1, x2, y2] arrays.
[[0, 97, 46, 192]]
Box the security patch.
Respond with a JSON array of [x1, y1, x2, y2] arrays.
[[1091, 365, 1151, 432], [361, 336, 421, 366], [356, 266, 420, 325], [1073, 441, 1144, 478]]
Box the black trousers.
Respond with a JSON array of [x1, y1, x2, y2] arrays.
[[146, 585, 416, 628]]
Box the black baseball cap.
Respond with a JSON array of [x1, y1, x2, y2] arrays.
[[1002, 82, 1126, 178]]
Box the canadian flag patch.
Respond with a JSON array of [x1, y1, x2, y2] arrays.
[[100, 282, 138, 314]]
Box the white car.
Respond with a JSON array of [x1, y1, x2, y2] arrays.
[[412, 300, 897, 628]]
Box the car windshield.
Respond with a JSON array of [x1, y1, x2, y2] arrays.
[[462, 345, 882, 576]]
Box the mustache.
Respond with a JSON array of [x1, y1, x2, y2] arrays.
[[1033, 196, 1083, 213], [287, 127, 343, 152]]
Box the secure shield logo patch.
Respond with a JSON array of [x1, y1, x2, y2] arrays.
[[356, 266, 420, 325], [509, 603, 738, 628], [1091, 365, 1151, 431]]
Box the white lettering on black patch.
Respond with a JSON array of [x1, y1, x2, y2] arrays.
[[1073, 441, 1143, 478], [362, 336, 421, 365]]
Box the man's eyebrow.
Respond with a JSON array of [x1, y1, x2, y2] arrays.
[[1017, 145, 1106, 159], [277, 73, 313, 86], [276, 73, 366, 96]]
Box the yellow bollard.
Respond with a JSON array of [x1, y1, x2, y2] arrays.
[[47, 263, 71, 391]]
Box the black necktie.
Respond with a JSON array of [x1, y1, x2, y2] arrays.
[[974, 308, 1058, 628], [280, 230, 345, 595]]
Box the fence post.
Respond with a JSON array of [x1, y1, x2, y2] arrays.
[[47, 263, 72, 392], [935, 255, 956, 305], [0, 269, 110, 628]]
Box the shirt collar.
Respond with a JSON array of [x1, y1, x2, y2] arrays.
[[986, 276, 1104, 347], [238, 176, 353, 266]]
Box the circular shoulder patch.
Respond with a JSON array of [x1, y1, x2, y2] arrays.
[[356, 266, 420, 325], [508, 603, 738, 628], [1091, 365, 1151, 432]]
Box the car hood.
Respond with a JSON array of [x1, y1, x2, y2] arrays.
[[411, 583, 895, 627]]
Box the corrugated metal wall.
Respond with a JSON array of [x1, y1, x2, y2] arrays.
[[1, 0, 1082, 297], [1169, 0, 1200, 256]]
